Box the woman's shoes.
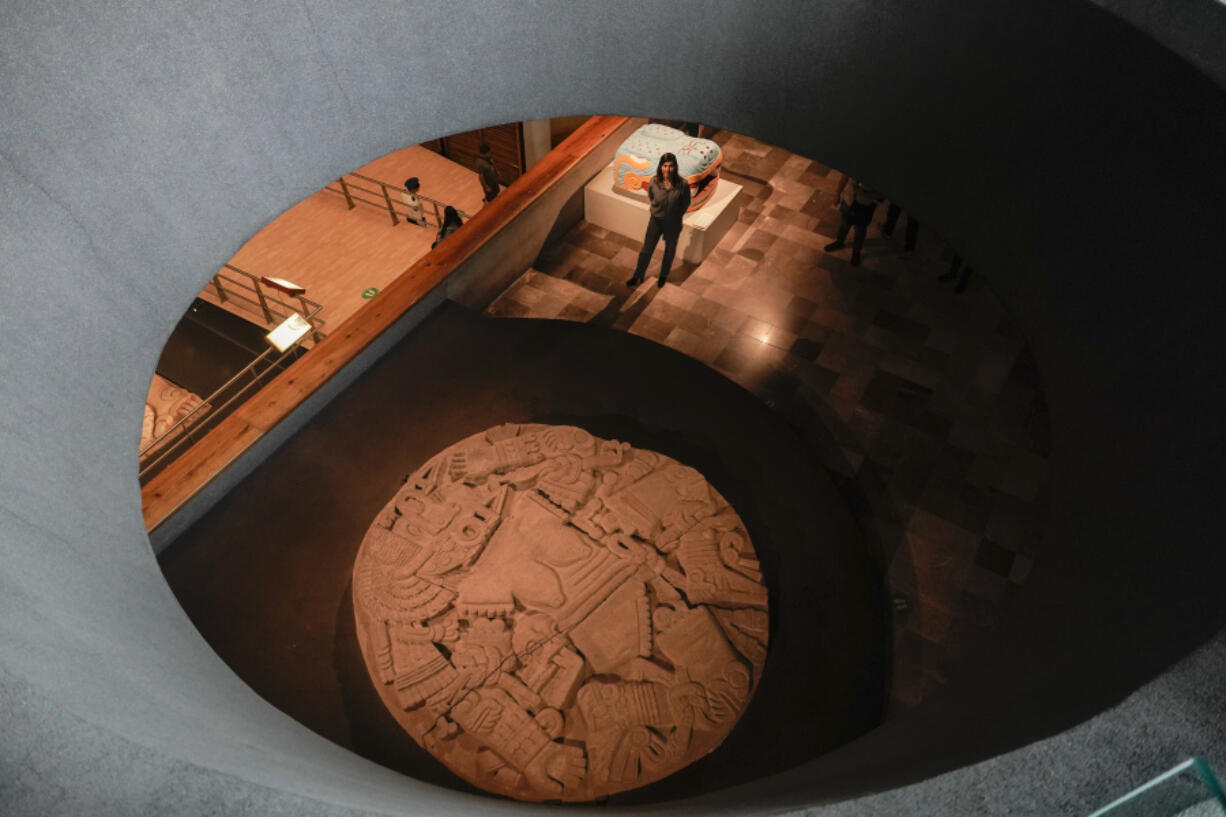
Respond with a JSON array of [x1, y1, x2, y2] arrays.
[[626, 276, 643, 287]]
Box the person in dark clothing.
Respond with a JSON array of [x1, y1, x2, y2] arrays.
[[824, 174, 883, 266], [627, 152, 691, 288], [432, 206, 463, 248], [880, 202, 919, 253], [476, 143, 500, 203], [940, 253, 973, 293]]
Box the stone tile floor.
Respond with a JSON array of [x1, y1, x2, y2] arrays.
[[487, 130, 1050, 715]]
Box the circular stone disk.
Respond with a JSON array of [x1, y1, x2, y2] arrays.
[[352, 423, 769, 802]]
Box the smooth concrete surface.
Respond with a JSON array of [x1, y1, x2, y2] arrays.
[[1089, 0, 1226, 88], [584, 162, 743, 264], [1, 1, 1225, 816]]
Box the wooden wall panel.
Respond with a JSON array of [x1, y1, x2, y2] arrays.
[[426, 122, 525, 185]]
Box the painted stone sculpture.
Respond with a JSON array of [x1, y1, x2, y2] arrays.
[[352, 424, 768, 802], [613, 123, 722, 211]]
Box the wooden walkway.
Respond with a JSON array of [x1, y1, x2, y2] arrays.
[[201, 145, 486, 332], [143, 116, 631, 533]]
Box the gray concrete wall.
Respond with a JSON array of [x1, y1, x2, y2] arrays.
[[1090, 0, 1226, 88], [1, 1, 1225, 815]]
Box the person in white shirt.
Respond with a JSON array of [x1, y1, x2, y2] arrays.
[[401, 177, 427, 227]]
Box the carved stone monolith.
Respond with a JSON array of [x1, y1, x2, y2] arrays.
[[352, 424, 768, 801]]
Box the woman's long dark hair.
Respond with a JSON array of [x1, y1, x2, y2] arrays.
[[441, 205, 462, 230], [655, 152, 682, 186]]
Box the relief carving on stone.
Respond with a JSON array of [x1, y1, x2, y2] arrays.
[[352, 424, 769, 801]]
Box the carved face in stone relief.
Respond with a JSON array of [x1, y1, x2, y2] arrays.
[[351, 423, 769, 801]]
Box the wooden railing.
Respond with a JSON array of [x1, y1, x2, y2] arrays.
[[324, 172, 471, 228], [142, 116, 633, 534]]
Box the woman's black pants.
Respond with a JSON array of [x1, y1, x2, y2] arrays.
[[631, 217, 681, 282]]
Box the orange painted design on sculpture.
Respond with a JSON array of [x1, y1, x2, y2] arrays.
[[621, 171, 651, 191], [615, 154, 653, 192], [352, 424, 769, 801]]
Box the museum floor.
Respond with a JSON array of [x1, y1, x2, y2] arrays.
[[488, 129, 1050, 714], [202, 143, 485, 332]]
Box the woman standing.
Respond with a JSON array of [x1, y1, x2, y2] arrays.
[[627, 152, 691, 288]]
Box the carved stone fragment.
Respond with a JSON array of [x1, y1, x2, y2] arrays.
[[352, 424, 768, 801]]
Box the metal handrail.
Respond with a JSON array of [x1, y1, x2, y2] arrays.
[[138, 339, 304, 479], [142, 159, 483, 483], [325, 171, 470, 229], [139, 346, 275, 461], [210, 264, 326, 342], [139, 264, 328, 474], [140, 170, 467, 477], [1087, 757, 1226, 816]]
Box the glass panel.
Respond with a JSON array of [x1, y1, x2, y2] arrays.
[[1089, 758, 1226, 817]]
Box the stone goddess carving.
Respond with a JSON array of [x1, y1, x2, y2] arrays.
[[352, 424, 768, 801]]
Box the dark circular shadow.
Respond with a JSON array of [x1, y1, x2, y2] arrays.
[[159, 302, 888, 804]]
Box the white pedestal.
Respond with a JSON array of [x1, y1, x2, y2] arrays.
[[583, 163, 743, 264]]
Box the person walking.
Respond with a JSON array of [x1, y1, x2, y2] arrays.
[[476, 143, 500, 203], [401, 177, 427, 227], [626, 152, 691, 288], [824, 174, 883, 266], [432, 206, 463, 248], [940, 253, 973, 294], [880, 202, 919, 253]]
